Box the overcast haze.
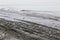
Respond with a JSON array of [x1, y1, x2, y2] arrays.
[[0, 0, 60, 11]]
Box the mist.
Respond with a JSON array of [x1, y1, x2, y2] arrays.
[[0, 0, 60, 11]]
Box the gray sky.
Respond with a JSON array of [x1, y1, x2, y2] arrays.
[[0, 0, 60, 11]]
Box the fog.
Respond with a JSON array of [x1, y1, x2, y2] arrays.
[[0, 0, 60, 11]]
